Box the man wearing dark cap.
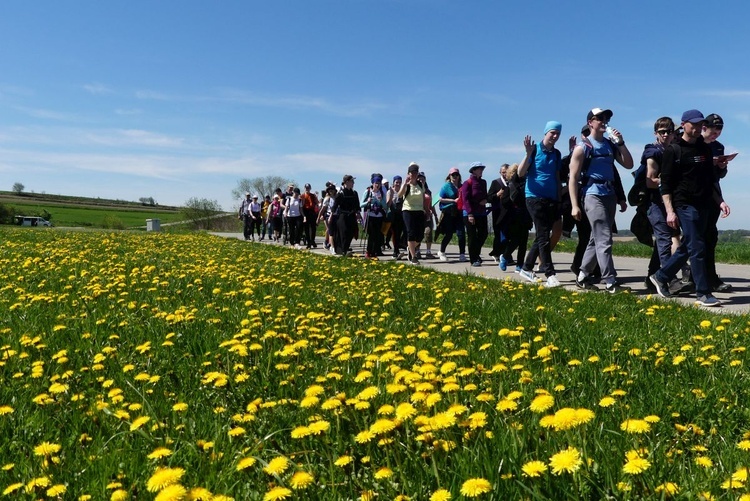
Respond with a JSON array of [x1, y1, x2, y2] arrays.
[[702, 114, 732, 292], [649, 110, 730, 307]]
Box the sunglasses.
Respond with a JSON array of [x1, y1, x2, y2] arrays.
[[656, 129, 674, 135], [450, 173, 460, 177]]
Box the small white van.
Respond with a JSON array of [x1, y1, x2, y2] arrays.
[[15, 216, 52, 227]]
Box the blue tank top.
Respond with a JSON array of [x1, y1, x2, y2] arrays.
[[583, 138, 615, 197]]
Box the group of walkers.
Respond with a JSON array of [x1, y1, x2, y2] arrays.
[[239, 106, 733, 307]]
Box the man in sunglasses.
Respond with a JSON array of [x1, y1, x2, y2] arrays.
[[649, 110, 730, 307], [643, 117, 683, 292], [702, 114, 732, 292], [569, 108, 634, 293]]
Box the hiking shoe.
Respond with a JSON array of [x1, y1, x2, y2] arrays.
[[605, 282, 631, 294], [696, 295, 721, 307], [409, 258, 420, 265], [437, 251, 448, 262], [576, 276, 598, 290], [649, 274, 672, 298], [644, 277, 656, 293], [458, 254, 468, 262], [545, 275, 561, 288], [712, 280, 732, 292], [519, 269, 541, 283], [396, 251, 407, 261], [471, 261, 481, 267], [499, 256, 507, 271], [424, 252, 435, 259]]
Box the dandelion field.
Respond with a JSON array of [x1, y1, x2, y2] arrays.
[[2, 229, 750, 500]]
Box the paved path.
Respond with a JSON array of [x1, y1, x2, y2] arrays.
[[215, 232, 750, 314]]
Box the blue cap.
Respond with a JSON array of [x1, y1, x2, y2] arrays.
[[544, 120, 562, 135], [393, 175, 402, 182], [681, 109, 706, 124]]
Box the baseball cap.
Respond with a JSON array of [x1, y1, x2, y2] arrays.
[[304, 183, 311, 189], [705, 113, 724, 127], [581, 124, 591, 137], [587, 108, 613, 122], [681, 109, 706, 124], [448, 167, 459, 176], [342, 174, 355, 183], [407, 162, 420, 174], [245, 192, 251, 196]]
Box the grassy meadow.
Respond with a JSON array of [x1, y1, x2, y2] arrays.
[[2, 228, 750, 500]]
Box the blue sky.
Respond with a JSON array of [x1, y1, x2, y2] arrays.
[[2, 1, 749, 229]]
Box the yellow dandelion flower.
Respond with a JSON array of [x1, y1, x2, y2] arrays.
[[374, 467, 393, 480], [2, 483, 24, 495], [0, 405, 14, 415], [598, 397, 616, 407], [370, 419, 396, 435], [356, 386, 379, 400], [130, 416, 150, 431], [308, 420, 330, 435], [496, 399, 518, 412], [263, 487, 292, 501], [529, 394, 554, 413], [263, 456, 290, 476], [620, 419, 651, 434], [110, 489, 128, 501], [521, 460, 547, 478], [737, 440, 750, 450], [34, 442, 61, 457], [655, 482, 679, 496], [289, 471, 314, 489], [334, 455, 353, 467], [291, 426, 312, 439], [430, 488, 451, 501], [228, 426, 246, 437], [460, 478, 491, 497], [695, 456, 713, 469], [154, 484, 187, 501], [355, 430, 375, 443], [172, 403, 188, 412], [146, 467, 185, 492], [236, 457, 256, 471], [147, 447, 173, 460], [622, 457, 651, 475], [549, 447, 582, 475], [395, 403, 417, 420], [186, 487, 212, 500], [467, 412, 487, 429]]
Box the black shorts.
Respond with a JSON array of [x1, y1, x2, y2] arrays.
[[402, 210, 425, 242]]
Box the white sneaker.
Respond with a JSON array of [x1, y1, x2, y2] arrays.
[[519, 269, 541, 283], [545, 275, 561, 288], [437, 251, 448, 262], [458, 254, 468, 262]]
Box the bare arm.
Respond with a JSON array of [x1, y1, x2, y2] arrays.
[[568, 146, 585, 221], [645, 158, 660, 189], [518, 135, 536, 178]]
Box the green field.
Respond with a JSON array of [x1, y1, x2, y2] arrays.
[[2, 228, 750, 499]]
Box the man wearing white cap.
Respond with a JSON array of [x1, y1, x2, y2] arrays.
[[569, 108, 634, 293]]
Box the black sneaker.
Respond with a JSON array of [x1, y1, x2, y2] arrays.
[[649, 274, 672, 298], [575, 276, 598, 290], [712, 281, 733, 293], [644, 277, 656, 293]]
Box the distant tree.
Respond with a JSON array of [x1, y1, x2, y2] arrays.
[[232, 176, 296, 202], [0, 203, 12, 224], [181, 197, 223, 230], [12, 182, 24, 195], [139, 197, 156, 206]]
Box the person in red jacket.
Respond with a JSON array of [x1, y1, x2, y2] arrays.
[[460, 162, 489, 267]]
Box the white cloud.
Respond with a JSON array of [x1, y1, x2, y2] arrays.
[[83, 83, 114, 95]]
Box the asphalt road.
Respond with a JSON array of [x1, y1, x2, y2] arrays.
[[216, 232, 750, 314]]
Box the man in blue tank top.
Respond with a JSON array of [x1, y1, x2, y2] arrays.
[[569, 108, 634, 293]]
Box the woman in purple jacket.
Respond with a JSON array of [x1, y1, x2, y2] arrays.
[[460, 162, 489, 267]]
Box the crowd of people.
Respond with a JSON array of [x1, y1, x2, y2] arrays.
[[238, 107, 733, 307]]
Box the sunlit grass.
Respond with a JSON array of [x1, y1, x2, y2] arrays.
[[1, 228, 749, 499]]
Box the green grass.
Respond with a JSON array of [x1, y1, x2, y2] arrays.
[[3, 201, 185, 228], [1, 228, 749, 499]]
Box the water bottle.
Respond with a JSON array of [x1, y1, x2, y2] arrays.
[[606, 126, 622, 145]]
